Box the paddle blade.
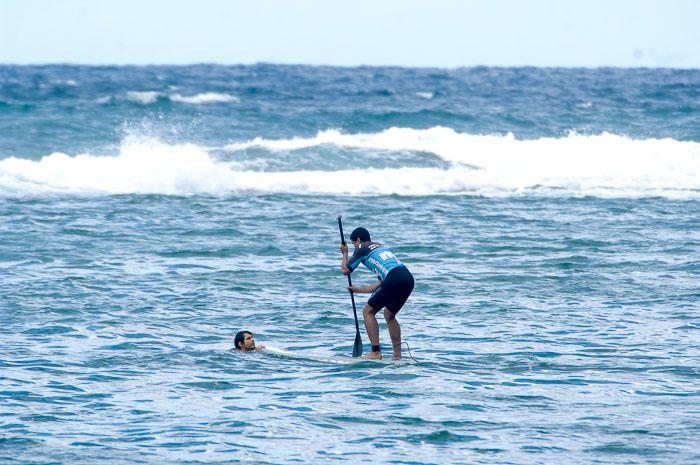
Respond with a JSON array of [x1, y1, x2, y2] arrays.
[[352, 332, 363, 357]]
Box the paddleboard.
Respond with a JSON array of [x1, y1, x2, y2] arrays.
[[263, 346, 411, 365]]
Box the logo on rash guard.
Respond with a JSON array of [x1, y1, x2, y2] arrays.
[[367, 256, 389, 277]]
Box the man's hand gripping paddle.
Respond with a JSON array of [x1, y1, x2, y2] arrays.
[[337, 215, 363, 357]]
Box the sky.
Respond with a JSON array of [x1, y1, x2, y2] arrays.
[[1, 0, 699, 68]]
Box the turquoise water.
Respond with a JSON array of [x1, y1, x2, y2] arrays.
[[1, 65, 700, 464]]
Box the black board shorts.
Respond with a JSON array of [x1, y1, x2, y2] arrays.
[[368, 266, 414, 314]]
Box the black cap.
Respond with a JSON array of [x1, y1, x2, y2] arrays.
[[350, 227, 371, 242]]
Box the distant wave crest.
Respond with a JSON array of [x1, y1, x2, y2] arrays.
[[120, 91, 240, 105], [170, 92, 240, 104]]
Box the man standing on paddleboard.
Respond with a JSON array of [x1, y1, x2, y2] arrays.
[[340, 227, 414, 360]]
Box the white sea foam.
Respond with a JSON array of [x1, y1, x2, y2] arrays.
[[1, 128, 700, 198], [170, 92, 240, 104], [53, 79, 78, 87], [125, 91, 163, 105]]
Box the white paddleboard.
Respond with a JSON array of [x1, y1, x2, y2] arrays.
[[263, 346, 410, 365]]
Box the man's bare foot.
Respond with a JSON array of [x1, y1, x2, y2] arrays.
[[392, 355, 402, 361], [363, 352, 382, 360]]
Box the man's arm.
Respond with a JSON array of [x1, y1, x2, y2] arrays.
[[348, 278, 381, 294], [340, 243, 352, 275]]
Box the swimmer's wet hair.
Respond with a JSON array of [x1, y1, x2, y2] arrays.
[[234, 330, 251, 350]]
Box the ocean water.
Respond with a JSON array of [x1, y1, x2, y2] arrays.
[[1, 64, 699, 464]]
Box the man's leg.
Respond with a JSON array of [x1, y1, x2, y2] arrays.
[[363, 304, 381, 359], [384, 309, 401, 360]]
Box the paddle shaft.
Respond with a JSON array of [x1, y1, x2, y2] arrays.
[[337, 217, 361, 332]]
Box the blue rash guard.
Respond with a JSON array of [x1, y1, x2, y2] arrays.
[[347, 241, 405, 280]]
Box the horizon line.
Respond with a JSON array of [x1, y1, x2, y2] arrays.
[[1, 61, 699, 71]]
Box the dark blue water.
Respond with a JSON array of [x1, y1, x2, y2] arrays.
[[1, 65, 699, 464], [2, 65, 700, 158]]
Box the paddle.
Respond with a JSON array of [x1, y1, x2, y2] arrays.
[[337, 215, 363, 357]]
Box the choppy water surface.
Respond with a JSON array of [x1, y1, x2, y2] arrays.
[[1, 65, 700, 464], [2, 195, 698, 464]]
